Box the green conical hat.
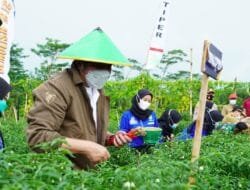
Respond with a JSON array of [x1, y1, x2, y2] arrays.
[[57, 27, 132, 66]]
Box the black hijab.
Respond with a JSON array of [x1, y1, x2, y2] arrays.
[[130, 89, 153, 120], [0, 77, 11, 100], [204, 109, 223, 134], [158, 109, 182, 138]]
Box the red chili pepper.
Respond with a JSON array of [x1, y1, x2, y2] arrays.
[[106, 135, 115, 146], [106, 129, 143, 146], [126, 130, 138, 139]]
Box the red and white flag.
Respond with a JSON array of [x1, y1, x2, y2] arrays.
[[145, 0, 170, 70], [0, 0, 15, 83]]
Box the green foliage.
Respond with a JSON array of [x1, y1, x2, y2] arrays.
[[9, 43, 29, 82], [167, 70, 201, 80], [4, 41, 250, 189], [105, 74, 249, 127], [31, 38, 70, 80], [7, 44, 42, 120], [111, 58, 144, 81], [6, 78, 43, 119], [153, 49, 187, 79], [0, 119, 249, 189], [106, 74, 201, 126]]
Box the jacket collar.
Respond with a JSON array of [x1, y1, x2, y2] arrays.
[[68, 64, 86, 86]]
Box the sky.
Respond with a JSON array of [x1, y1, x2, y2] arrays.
[[13, 0, 250, 82]]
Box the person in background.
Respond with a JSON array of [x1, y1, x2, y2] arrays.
[[0, 77, 12, 150], [221, 93, 238, 116], [193, 88, 218, 121], [243, 96, 250, 117], [233, 122, 249, 134], [178, 101, 223, 140], [222, 105, 246, 124], [216, 106, 249, 133], [26, 28, 132, 169], [118, 89, 159, 152], [158, 109, 182, 142]]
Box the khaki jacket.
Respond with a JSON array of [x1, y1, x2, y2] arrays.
[[27, 65, 110, 169], [221, 104, 233, 116]]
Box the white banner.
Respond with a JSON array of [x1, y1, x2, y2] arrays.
[[0, 0, 15, 83], [145, 0, 170, 70]]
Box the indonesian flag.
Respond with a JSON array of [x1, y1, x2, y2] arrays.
[[0, 0, 15, 83], [145, 0, 170, 70]]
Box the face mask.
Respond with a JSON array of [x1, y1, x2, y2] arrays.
[[138, 99, 151, 110], [229, 99, 237, 105], [170, 123, 178, 129], [207, 94, 214, 101], [86, 70, 111, 89], [0, 100, 7, 112], [236, 116, 241, 120]]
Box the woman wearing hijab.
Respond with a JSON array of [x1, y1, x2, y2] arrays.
[[158, 109, 182, 142], [118, 89, 159, 150]]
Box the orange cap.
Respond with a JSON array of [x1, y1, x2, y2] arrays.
[[228, 93, 237, 99]]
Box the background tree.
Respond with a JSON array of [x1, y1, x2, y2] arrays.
[[110, 58, 145, 81], [166, 70, 201, 80], [9, 43, 28, 82], [8, 43, 30, 120], [152, 49, 187, 79], [31, 38, 70, 80]]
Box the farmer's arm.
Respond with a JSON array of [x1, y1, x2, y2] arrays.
[[26, 81, 68, 148]]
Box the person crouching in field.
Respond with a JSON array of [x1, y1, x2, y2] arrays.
[[178, 101, 223, 140], [158, 109, 182, 142], [217, 106, 250, 134], [233, 122, 249, 134], [118, 89, 159, 153]]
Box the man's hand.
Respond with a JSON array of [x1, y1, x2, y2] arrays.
[[63, 138, 110, 165]]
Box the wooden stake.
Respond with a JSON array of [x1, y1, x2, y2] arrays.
[[189, 41, 209, 185], [191, 74, 209, 163]]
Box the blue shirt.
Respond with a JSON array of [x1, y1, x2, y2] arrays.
[[119, 110, 159, 148]]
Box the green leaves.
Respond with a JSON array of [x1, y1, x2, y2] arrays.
[[0, 119, 250, 189], [31, 38, 70, 81]]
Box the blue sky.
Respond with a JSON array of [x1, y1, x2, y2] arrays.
[[14, 0, 250, 82]]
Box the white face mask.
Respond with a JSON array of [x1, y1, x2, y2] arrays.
[[236, 116, 241, 120], [170, 123, 178, 129], [138, 99, 151, 110], [229, 99, 237, 105], [86, 70, 111, 89]]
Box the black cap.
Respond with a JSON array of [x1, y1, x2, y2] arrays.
[[137, 89, 153, 99], [232, 105, 243, 112], [0, 77, 11, 99]]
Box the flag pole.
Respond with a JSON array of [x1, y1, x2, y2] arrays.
[[189, 48, 193, 120], [189, 41, 209, 185], [233, 77, 237, 93]]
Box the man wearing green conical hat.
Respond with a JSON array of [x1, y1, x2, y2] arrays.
[[26, 27, 132, 169]]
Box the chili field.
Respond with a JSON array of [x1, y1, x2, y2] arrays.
[[0, 119, 249, 190]]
